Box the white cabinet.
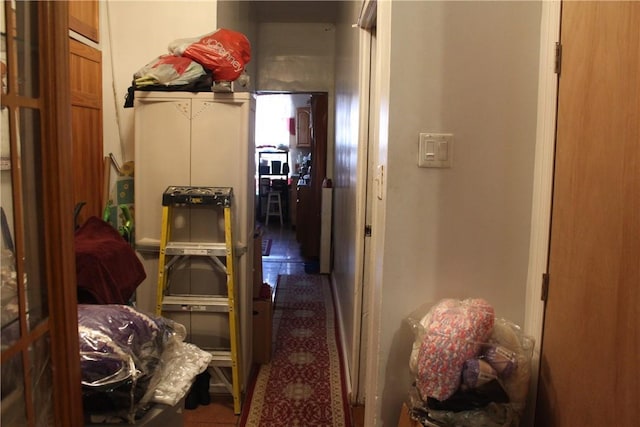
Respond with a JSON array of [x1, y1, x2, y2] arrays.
[[133, 91, 255, 389], [134, 92, 255, 249]]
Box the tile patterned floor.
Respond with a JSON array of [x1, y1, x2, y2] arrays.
[[183, 222, 364, 427], [259, 222, 306, 299]]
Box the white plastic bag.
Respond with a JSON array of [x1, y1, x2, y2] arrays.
[[134, 54, 206, 87]]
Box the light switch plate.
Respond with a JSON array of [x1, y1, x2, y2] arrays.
[[418, 133, 453, 168]]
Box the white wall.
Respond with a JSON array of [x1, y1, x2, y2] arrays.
[[216, 0, 257, 88], [254, 22, 337, 178], [102, 0, 217, 165], [255, 22, 336, 93], [365, 1, 542, 425], [333, 0, 366, 402]]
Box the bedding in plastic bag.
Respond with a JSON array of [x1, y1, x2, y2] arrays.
[[405, 298, 534, 427], [151, 341, 213, 406], [133, 54, 207, 88], [168, 28, 251, 81], [78, 304, 186, 423]]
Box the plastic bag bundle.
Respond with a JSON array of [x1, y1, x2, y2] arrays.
[[406, 299, 534, 427], [462, 358, 498, 389], [415, 298, 495, 401], [133, 54, 206, 87], [151, 341, 213, 406], [78, 304, 186, 423], [169, 28, 251, 82]]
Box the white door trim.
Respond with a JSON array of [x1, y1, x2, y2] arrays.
[[523, 1, 561, 424], [351, 26, 374, 404]]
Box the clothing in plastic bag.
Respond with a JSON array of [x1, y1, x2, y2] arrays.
[[133, 54, 206, 87], [169, 28, 251, 81], [405, 298, 534, 427]]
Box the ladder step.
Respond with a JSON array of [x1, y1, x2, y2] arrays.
[[165, 241, 227, 256], [208, 350, 233, 367], [162, 186, 232, 206], [161, 295, 230, 312]]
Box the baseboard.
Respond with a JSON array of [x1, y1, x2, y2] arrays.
[[329, 272, 354, 403]]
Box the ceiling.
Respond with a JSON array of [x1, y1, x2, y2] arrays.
[[250, 1, 341, 23]]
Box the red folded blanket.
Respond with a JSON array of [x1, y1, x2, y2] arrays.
[[75, 216, 146, 305]]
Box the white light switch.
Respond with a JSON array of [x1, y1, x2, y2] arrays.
[[438, 141, 448, 161], [426, 141, 436, 159], [418, 133, 453, 168]]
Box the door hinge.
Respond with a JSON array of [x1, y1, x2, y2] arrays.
[[364, 225, 372, 237], [541, 272, 550, 302], [554, 42, 562, 75]]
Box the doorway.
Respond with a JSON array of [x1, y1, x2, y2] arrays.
[[254, 92, 329, 265]]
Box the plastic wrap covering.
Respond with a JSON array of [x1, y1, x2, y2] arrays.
[[406, 299, 534, 427], [78, 304, 186, 423], [151, 341, 212, 406], [0, 352, 27, 425], [133, 55, 206, 88]]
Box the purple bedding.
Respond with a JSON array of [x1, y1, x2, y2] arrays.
[[78, 304, 175, 419]]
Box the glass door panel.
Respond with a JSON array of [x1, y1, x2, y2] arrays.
[[30, 334, 54, 425], [1, 1, 57, 426], [1, 0, 6, 96], [14, 0, 38, 98], [0, 20, 20, 346], [16, 107, 47, 329], [0, 352, 28, 427]]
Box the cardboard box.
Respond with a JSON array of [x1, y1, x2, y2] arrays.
[[397, 403, 420, 427], [252, 298, 272, 364]]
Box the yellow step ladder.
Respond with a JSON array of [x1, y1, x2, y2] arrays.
[[155, 186, 242, 414]]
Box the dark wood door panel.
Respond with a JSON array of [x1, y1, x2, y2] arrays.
[[69, 0, 99, 43], [70, 38, 103, 224], [536, 2, 640, 425]]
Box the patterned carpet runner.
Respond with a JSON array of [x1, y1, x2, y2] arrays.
[[240, 274, 351, 427]]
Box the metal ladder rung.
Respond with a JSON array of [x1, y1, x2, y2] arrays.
[[210, 366, 233, 396], [163, 253, 228, 276], [165, 241, 227, 256], [208, 350, 233, 366], [161, 295, 230, 312]]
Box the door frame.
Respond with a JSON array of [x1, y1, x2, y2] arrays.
[[351, 20, 376, 404], [522, 1, 561, 423]]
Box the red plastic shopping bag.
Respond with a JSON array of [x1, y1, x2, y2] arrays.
[[169, 29, 251, 81]]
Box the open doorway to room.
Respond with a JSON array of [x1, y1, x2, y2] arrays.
[[254, 92, 329, 277]]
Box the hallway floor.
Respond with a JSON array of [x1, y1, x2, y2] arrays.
[[259, 221, 307, 292], [183, 221, 364, 427]]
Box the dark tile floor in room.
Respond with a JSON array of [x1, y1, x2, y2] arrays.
[[258, 221, 307, 293], [183, 221, 364, 427]]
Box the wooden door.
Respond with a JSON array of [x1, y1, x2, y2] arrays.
[[70, 38, 103, 225], [68, 0, 99, 43], [1, 2, 83, 425], [535, 2, 640, 425]]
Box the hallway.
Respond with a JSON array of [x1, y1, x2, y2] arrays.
[[183, 222, 364, 427]]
